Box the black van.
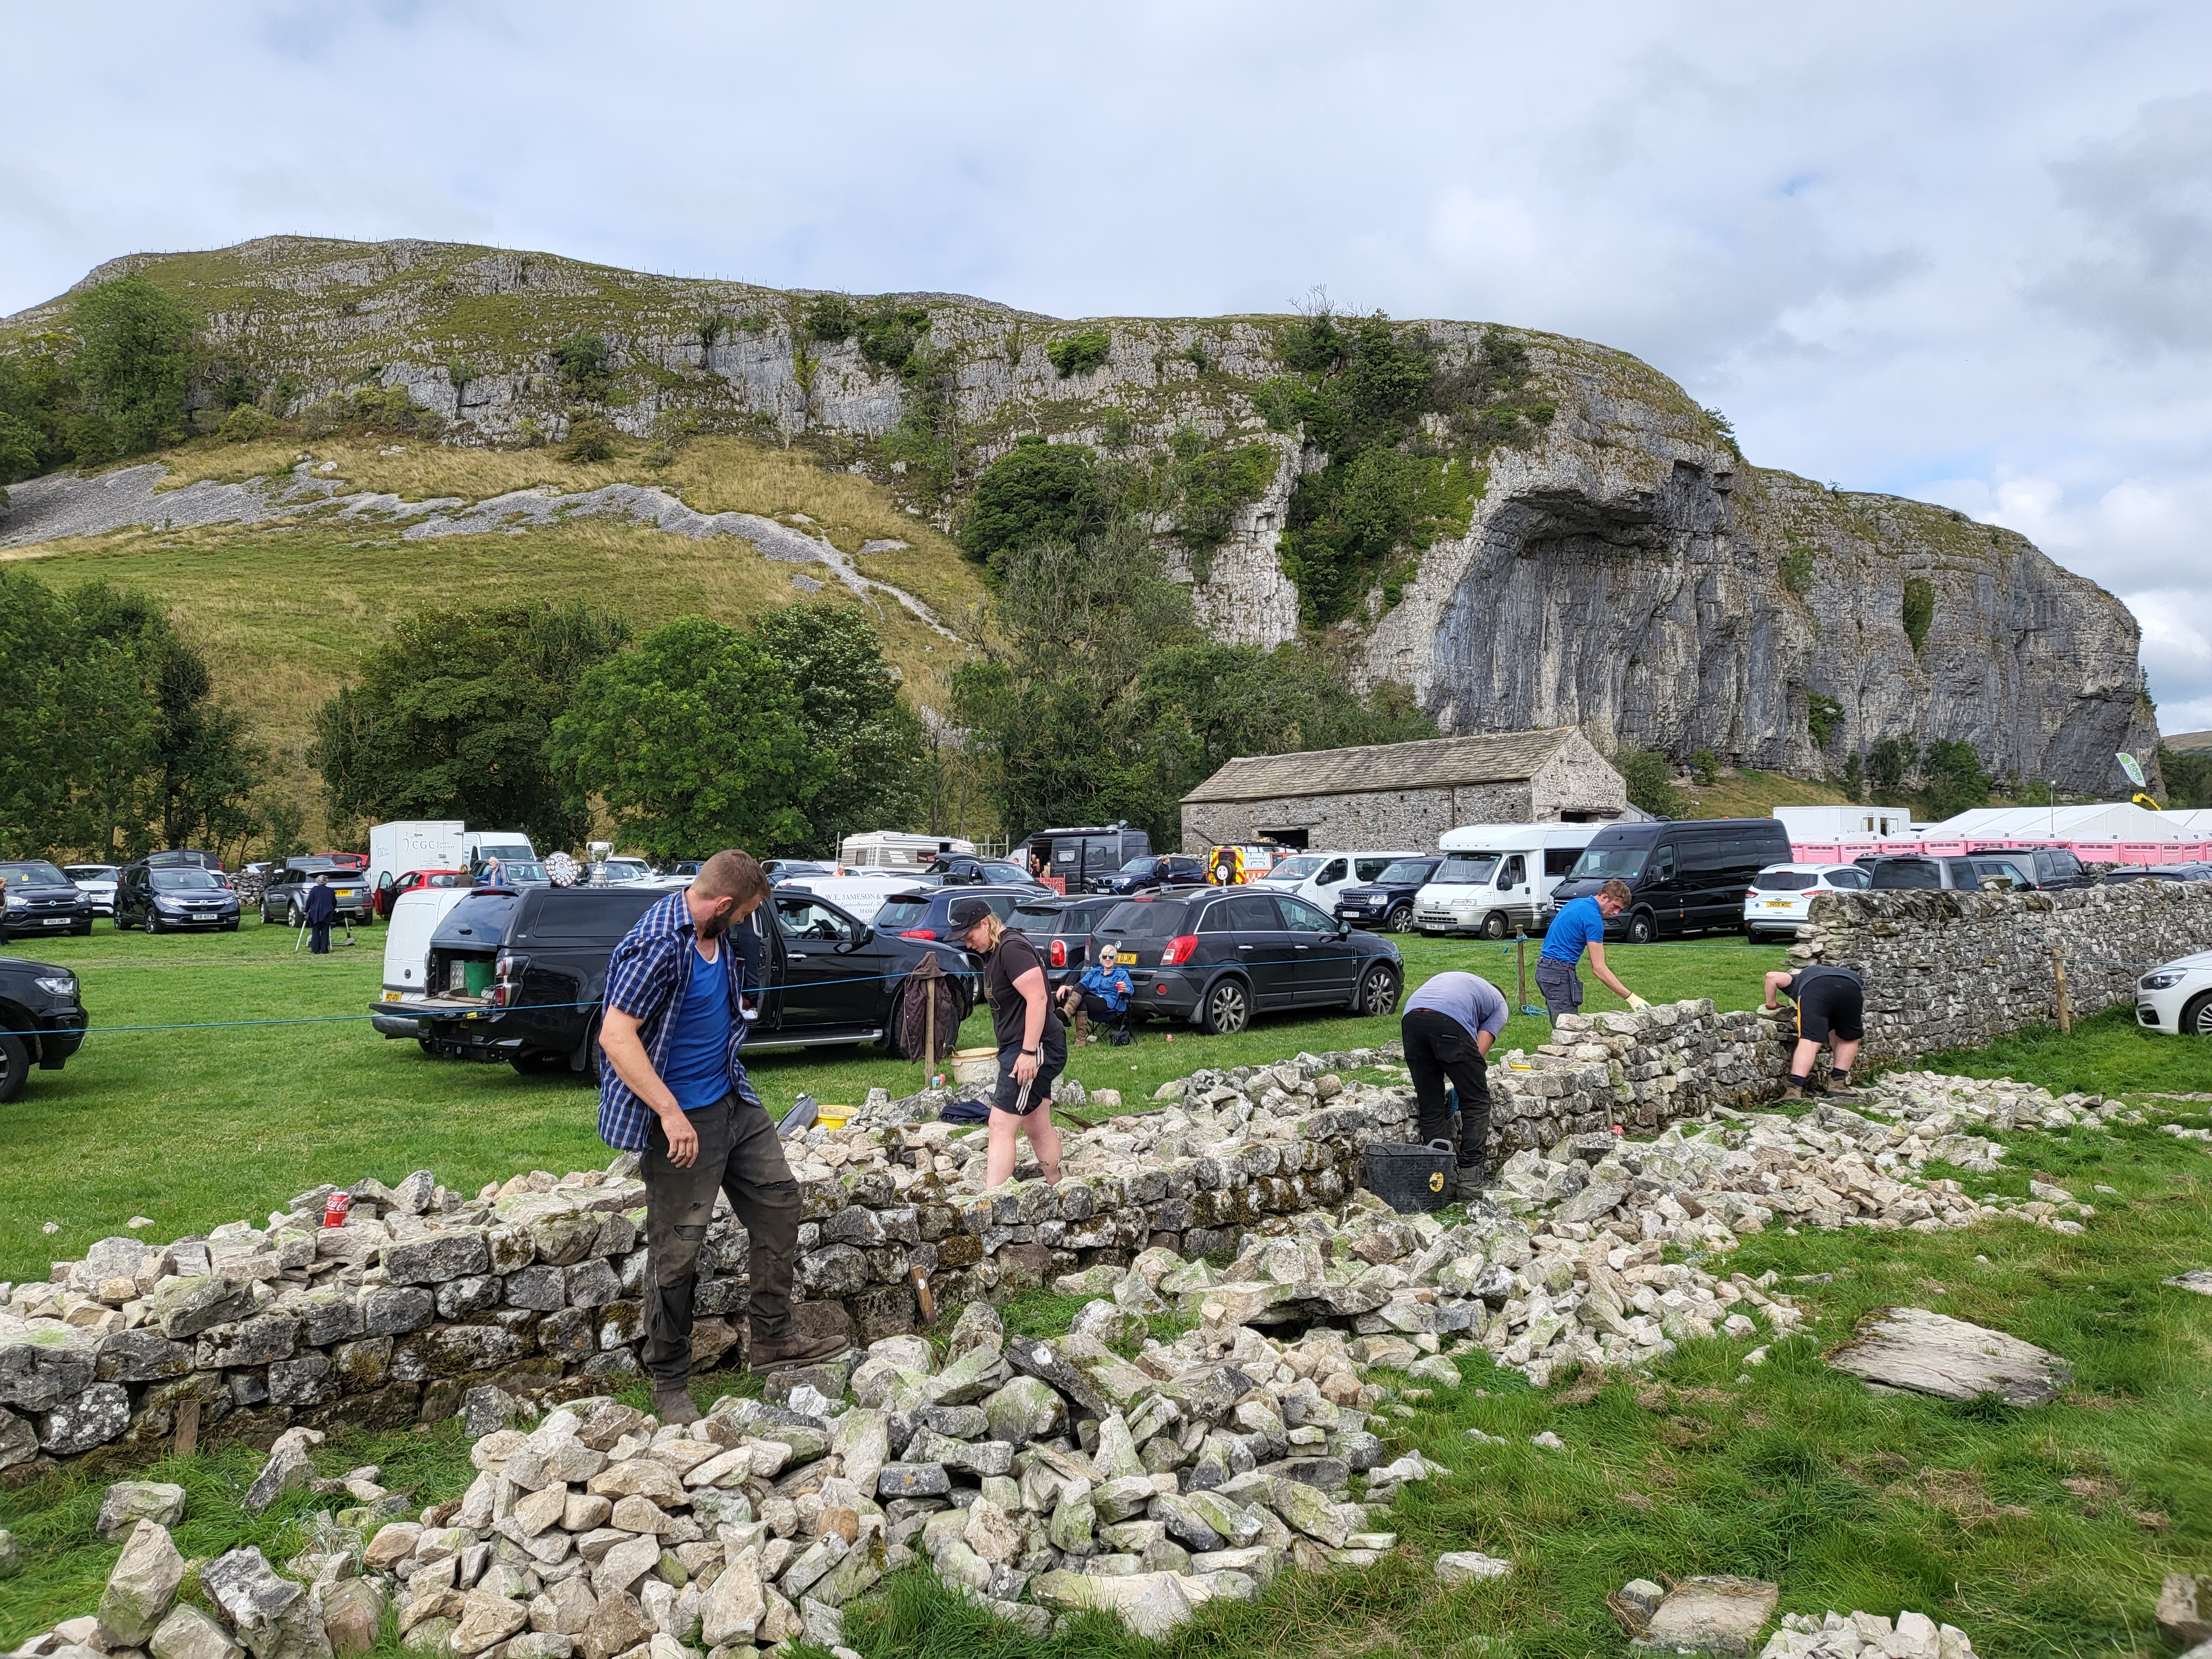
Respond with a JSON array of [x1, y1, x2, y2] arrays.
[[1013, 823, 1154, 892], [1551, 818, 1794, 942]]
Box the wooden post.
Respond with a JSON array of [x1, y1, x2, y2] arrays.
[[2053, 945, 2072, 1035], [910, 1264, 936, 1325], [1516, 935, 1528, 1012], [173, 1396, 200, 1460]]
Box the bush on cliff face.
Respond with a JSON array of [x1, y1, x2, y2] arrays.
[[960, 436, 1113, 570], [1274, 311, 1550, 627], [1902, 577, 1935, 654], [1047, 330, 1112, 378]]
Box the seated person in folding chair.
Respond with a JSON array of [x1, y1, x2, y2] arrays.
[[1057, 943, 1134, 1044]]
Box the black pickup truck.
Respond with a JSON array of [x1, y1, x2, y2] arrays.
[[0, 954, 89, 1103], [388, 885, 979, 1076]]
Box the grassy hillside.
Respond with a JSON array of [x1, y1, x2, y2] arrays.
[[1678, 767, 1854, 820], [5, 435, 989, 846]]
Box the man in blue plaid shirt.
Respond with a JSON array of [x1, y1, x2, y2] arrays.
[[598, 848, 846, 1422]]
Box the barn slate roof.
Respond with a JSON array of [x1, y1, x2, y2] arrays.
[[1181, 727, 1580, 805]]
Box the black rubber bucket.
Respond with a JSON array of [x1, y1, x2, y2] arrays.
[[1361, 1139, 1457, 1213]]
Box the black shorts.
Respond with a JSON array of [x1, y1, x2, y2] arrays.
[[992, 1041, 1065, 1116], [1796, 976, 1864, 1045]]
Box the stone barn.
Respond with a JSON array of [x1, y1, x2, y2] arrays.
[[1179, 727, 1628, 851]]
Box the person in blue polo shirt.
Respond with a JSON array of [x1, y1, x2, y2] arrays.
[[1537, 878, 1647, 1022]]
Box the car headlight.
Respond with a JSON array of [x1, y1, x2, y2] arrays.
[[35, 974, 75, 996], [2140, 971, 2189, 990]]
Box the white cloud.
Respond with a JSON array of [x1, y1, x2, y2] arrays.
[[3, 1, 2211, 734]]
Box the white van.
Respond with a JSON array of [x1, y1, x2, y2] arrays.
[[370, 885, 476, 1038], [463, 830, 536, 873], [1413, 823, 1597, 937], [1255, 851, 1422, 915]]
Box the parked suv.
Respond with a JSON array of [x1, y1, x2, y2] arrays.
[[259, 858, 374, 926], [926, 855, 1050, 891], [870, 885, 1035, 942], [1, 860, 95, 940], [116, 863, 242, 932], [401, 885, 980, 1075], [0, 955, 88, 1103], [1006, 894, 1131, 988], [64, 864, 121, 917], [1964, 844, 2093, 890], [1743, 862, 1870, 939], [1863, 855, 1997, 892], [1335, 857, 1441, 933], [1103, 854, 1209, 895], [1093, 889, 1403, 1035]]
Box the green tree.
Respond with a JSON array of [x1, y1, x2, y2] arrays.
[[1047, 330, 1110, 377], [749, 601, 925, 846], [552, 333, 612, 402], [1614, 748, 1684, 819], [1918, 739, 1991, 820], [551, 616, 822, 860], [2158, 744, 2212, 809], [69, 275, 198, 459], [960, 436, 1112, 570], [312, 602, 630, 851], [1867, 734, 1920, 800]]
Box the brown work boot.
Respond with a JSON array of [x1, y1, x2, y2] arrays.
[[1073, 1008, 1089, 1046], [748, 1325, 852, 1374], [1820, 1074, 1860, 1100], [650, 1386, 701, 1426], [1782, 1081, 1805, 1102]]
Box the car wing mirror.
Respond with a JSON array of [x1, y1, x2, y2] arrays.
[[844, 925, 874, 951], [1335, 919, 1352, 936]]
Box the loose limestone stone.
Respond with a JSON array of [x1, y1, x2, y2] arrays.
[[151, 1606, 246, 1659], [319, 1580, 385, 1657], [98, 1480, 188, 1541], [98, 1519, 186, 1646], [699, 1552, 764, 1646], [1827, 1308, 2072, 1406], [1635, 1576, 1781, 1658], [1436, 1551, 1513, 1584], [2159, 1575, 2212, 1651], [41, 1383, 131, 1454]]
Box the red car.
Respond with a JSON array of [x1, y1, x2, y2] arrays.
[[374, 867, 471, 920]]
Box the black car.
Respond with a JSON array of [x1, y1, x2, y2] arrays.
[[1553, 818, 1796, 942], [394, 885, 979, 1074], [114, 863, 242, 932], [926, 855, 1051, 891], [871, 885, 1036, 943], [1, 860, 94, 941], [764, 860, 831, 883], [1333, 856, 1442, 933], [144, 848, 223, 872], [1093, 889, 1403, 1035], [259, 858, 374, 926], [1102, 853, 1209, 895], [0, 954, 88, 1103], [1964, 844, 2094, 890], [2105, 863, 2212, 884], [1863, 854, 1994, 892], [1006, 894, 1131, 988]]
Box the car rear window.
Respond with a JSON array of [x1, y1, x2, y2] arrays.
[[435, 893, 521, 945], [521, 890, 663, 942], [1752, 871, 1817, 891], [874, 898, 936, 930], [1870, 862, 1940, 890], [1098, 900, 1192, 938]]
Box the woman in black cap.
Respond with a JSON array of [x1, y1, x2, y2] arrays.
[[951, 894, 1066, 1187]]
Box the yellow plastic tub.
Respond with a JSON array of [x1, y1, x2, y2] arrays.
[[816, 1104, 852, 1131]]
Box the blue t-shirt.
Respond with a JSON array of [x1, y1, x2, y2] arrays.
[[1541, 895, 1609, 964], [1404, 971, 1509, 1041], [660, 941, 733, 1112]]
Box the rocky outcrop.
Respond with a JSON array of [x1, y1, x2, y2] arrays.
[[2, 236, 2156, 791]]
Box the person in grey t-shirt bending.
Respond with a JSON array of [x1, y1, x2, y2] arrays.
[[1400, 971, 1509, 1198]]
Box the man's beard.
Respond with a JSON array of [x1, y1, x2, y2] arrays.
[[699, 905, 733, 940]]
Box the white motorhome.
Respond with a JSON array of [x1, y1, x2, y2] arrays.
[[1413, 823, 1598, 937], [369, 885, 477, 1039], [838, 831, 977, 873], [368, 821, 467, 894]]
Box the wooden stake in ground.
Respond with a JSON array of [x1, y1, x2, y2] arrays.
[[1517, 935, 1528, 1011], [910, 1264, 936, 1324], [173, 1396, 199, 1459], [2053, 945, 2072, 1034]]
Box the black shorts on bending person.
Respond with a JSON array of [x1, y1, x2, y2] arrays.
[[1794, 975, 1864, 1044], [992, 1037, 1066, 1116]]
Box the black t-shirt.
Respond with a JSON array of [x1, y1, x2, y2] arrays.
[[984, 930, 1066, 1057]]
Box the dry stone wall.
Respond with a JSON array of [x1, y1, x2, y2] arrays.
[[1799, 883, 2212, 1062]]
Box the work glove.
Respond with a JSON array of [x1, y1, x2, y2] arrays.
[[1626, 994, 1651, 1012]]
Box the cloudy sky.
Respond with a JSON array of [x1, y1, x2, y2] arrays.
[[6, 2, 2209, 733]]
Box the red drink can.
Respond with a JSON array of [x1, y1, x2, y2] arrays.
[[323, 1192, 352, 1228]]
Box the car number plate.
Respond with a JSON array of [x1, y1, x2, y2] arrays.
[[1116, 951, 1138, 966], [382, 990, 403, 1003], [1764, 899, 1793, 909]]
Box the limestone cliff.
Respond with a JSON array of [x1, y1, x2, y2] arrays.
[[3, 236, 2157, 792]]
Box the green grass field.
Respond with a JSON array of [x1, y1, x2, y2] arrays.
[[4, 911, 2211, 1656], [0, 916, 1788, 1283]]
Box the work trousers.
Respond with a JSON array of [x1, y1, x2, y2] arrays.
[[639, 1094, 801, 1386], [1535, 958, 1583, 1019], [1402, 1009, 1491, 1167], [309, 921, 332, 954]]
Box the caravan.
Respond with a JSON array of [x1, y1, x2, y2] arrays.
[[1412, 823, 1598, 937]]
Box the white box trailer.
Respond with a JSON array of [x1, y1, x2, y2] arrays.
[[368, 821, 466, 893], [838, 831, 977, 872], [1413, 822, 1598, 938]]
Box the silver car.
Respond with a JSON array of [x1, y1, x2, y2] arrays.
[[65, 863, 121, 917]]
